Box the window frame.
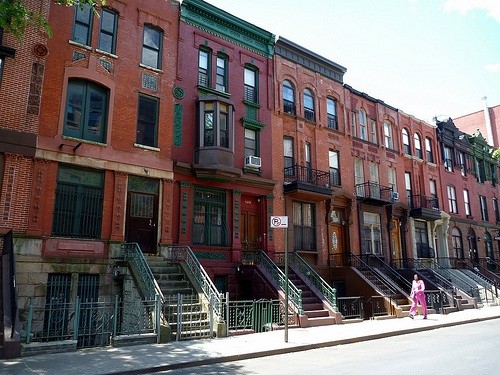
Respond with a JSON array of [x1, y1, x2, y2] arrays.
[[136, 94, 159, 148], [329, 150, 340, 186], [72, 4, 93, 46], [425, 137, 434, 163], [198, 48, 211, 87], [283, 137, 294, 174], [358, 109, 367, 140], [303, 88, 315, 122], [64, 79, 109, 144], [447, 185, 458, 214], [463, 189, 471, 216], [215, 53, 228, 93], [98, 8, 118, 54], [192, 187, 228, 246], [244, 66, 258, 103], [292, 201, 316, 251], [414, 133, 422, 159], [283, 80, 296, 115], [451, 227, 464, 259], [443, 146, 453, 172], [479, 195, 489, 221], [363, 212, 382, 255], [198, 98, 233, 150], [326, 97, 338, 130], [383, 122, 394, 149], [402, 128, 411, 155], [141, 24, 163, 70]]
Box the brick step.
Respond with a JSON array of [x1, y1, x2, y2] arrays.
[[303, 302, 323, 311], [306, 316, 337, 327], [305, 309, 330, 318]]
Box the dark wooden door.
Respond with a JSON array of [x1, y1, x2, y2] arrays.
[[125, 192, 158, 254], [241, 211, 260, 250]]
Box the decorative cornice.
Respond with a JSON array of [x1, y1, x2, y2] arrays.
[[275, 37, 346, 83], [181, 0, 275, 58]]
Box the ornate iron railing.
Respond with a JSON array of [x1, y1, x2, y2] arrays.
[[241, 250, 303, 314], [162, 245, 224, 322], [409, 194, 439, 210], [355, 181, 393, 202], [427, 259, 480, 299], [287, 252, 337, 311], [337, 297, 364, 319], [120, 243, 163, 301], [283, 164, 331, 188]]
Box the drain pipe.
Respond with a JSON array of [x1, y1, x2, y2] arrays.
[[483, 96, 494, 146]]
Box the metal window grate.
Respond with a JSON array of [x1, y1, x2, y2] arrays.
[[192, 188, 228, 246]]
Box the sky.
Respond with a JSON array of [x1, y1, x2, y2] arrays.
[[203, 0, 500, 124]]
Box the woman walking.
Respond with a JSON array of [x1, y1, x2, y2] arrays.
[[409, 274, 427, 319]]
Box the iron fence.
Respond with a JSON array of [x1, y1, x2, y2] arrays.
[[23, 296, 158, 348], [337, 297, 364, 319]]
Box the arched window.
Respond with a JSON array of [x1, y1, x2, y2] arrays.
[[303, 88, 315, 121], [283, 80, 295, 115], [451, 227, 464, 259], [402, 128, 411, 155], [414, 133, 422, 159]]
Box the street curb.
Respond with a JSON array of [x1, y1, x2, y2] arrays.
[[103, 315, 500, 375]]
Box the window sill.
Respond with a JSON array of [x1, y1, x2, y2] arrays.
[[243, 100, 260, 108], [139, 63, 163, 74], [61, 136, 106, 147], [134, 143, 160, 152], [95, 49, 118, 59], [68, 40, 92, 51]]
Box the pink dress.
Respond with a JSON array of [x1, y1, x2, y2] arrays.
[[409, 279, 427, 317]]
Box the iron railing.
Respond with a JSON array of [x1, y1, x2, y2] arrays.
[[409, 194, 439, 210], [242, 250, 304, 314], [366, 295, 393, 317], [120, 243, 163, 301], [23, 296, 158, 348], [162, 245, 224, 323], [283, 164, 331, 188], [287, 252, 337, 311], [337, 297, 364, 319], [355, 181, 393, 202]]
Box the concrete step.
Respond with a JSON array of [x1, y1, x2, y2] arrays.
[[306, 316, 337, 327], [305, 309, 330, 318]]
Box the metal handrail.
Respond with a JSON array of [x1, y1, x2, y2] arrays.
[[242, 250, 303, 314], [350, 253, 399, 296], [162, 245, 224, 322], [368, 255, 412, 291], [429, 259, 480, 299], [120, 243, 163, 301], [289, 252, 337, 310]]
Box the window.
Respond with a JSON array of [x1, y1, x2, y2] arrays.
[[215, 54, 227, 92], [52, 165, 104, 238], [475, 158, 486, 183], [388, 167, 397, 193], [303, 88, 315, 121], [369, 162, 380, 198], [351, 112, 357, 137], [329, 150, 340, 186], [326, 97, 338, 130], [485, 232, 494, 261], [354, 158, 365, 196], [402, 128, 411, 155], [244, 128, 257, 158], [494, 198, 500, 222], [283, 80, 295, 115], [479, 195, 489, 221], [198, 49, 210, 87], [458, 151, 467, 176], [72, 5, 93, 46], [284, 137, 294, 175], [136, 94, 159, 147], [305, 142, 312, 180], [199, 99, 232, 149], [447, 185, 457, 213], [383, 122, 393, 149], [363, 212, 381, 255], [293, 202, 316, 251], [443, 146, 453, 172], [452, 227, 464, 259], [415, 221, 432, 258], [370, 120, 377, 143], [98, 8, 118, 54], [358, 109, 367, 140], [192, 188, 228, 246], [141, 25, 162, 69], [414, 133, 422, 159], [44, 274, 71, 335], [405, 172, 412, 206], [244, 67, 257, 103], [0, 57, 4, 82], [64, 79, 108, 143], [430, 179, 438, 209], [425, 137, 434, 163], [463, 189, 471, 216]]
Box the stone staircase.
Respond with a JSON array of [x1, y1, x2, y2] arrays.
[[286, 268, 337, 326], [145, 255, 212, 340]]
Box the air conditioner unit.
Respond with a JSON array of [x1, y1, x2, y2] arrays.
[[391, 191, 399, 201], [245, 156, 262, 168]]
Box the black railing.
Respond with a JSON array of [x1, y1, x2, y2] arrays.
[[355, 182, 393, 202], [337, 297, 363, 319], [327, 115, 338, 130], [284, 164, 331, 188], [283, 100, 295, 115], [304, 108, 315, 122], [410, 194, 439, 210]]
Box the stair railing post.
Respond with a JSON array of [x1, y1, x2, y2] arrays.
[[73, 296, 80, 341], [113, 295, 119, 338], [209, 294, 214, 337], [176, 294, 181, 341], [26, 297, 33, 344]]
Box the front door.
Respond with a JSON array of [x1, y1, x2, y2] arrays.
[[329, 224, 343, 265], [125, 177, 159, 254], [241, 210, 260, 250], [391, 219, 402, 268]]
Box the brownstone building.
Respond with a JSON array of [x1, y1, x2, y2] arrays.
[[453, 101, 500, 149]]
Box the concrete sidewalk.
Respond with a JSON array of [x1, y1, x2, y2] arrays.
[[2, 306, 500, 375]]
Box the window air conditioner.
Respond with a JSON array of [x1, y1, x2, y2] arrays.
[[244, 156, 262, 168], [391, 191, 399, 201]]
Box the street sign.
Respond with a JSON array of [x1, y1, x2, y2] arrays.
[[270, 216, 288, 228]]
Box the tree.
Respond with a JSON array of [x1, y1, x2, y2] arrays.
[[493, 148, 500, 161], [0, 0, 106, 40]]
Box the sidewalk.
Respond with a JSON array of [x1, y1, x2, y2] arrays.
[[2, 305, 500, 375]]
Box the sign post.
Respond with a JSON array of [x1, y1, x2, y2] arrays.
[[270, 216, 289, 343]]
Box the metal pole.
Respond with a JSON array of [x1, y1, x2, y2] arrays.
[[284, 226, 288, 343]]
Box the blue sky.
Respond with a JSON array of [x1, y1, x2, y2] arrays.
[[203, 0, 500, 123]]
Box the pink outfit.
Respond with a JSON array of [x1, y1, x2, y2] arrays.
[[409, 279, 427, 317]]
